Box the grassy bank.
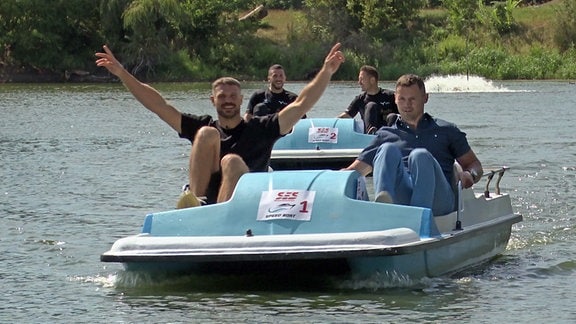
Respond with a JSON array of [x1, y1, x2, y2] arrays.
[[261, 2, 561, 52], [253, 1, 575, 81]]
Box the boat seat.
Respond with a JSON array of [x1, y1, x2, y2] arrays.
[[354, 119, 365, 133], [143, 170, 437, 238], [233, 170, 369, 202], [273, 118, 371, 150]]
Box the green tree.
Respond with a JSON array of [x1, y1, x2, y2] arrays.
[[99, 0, 261, 79], [99, 0, 131, 51], [0, 0, 103, 73], [300, 0, 426, 75], [302, 0, 424, 43], [553, 0, 576, 51], [116, 0, 183, 77], [346, 0, 425, 40], [441, 0, 480, 35], [476, 0, 521, 36]]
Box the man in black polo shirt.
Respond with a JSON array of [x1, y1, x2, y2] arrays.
[[244, 64, 304, 121], [337, 65, 398, 134], [95, 43, 345, 207]]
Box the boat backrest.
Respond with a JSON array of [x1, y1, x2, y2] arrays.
[[354, 119, 365, 132], [142, 170, 439, 238], [272, 118, 374, 150]]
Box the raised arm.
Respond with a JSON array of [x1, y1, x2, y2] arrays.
[[95, 45, 182, 133], [278, 43, 345, 134]]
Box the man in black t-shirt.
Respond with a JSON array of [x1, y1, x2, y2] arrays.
[[96, 43, 345, 206], [337, 65, 398, 134], [178, 100, 282, 204], [244, 64, 305, 120]]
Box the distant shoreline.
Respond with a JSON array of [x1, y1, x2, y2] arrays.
[[0, 69, 115, 83], [2, 68, 574, 84]]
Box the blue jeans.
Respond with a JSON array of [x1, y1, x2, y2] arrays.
[[372, 143, 455, 216]]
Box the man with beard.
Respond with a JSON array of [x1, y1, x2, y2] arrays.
[[95, 43, 345, 207], [244, 64, 304, 121]]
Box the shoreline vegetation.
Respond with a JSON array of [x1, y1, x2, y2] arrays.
[[1, 0, 574, 83]]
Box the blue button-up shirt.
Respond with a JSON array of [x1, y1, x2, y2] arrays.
[[357, 113, 471, 182]]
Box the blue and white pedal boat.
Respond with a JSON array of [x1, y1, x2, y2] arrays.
[[101, 168, 522, 280], [270, 118, 375, 170]]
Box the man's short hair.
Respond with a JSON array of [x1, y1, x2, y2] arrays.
[[268, 64, 284, 71], [212, 77, 241, 91], [360, 65, 379, 82], [396, 74, 426, 93]]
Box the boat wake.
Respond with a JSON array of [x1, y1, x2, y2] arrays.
[[425, 74, 512, 93]]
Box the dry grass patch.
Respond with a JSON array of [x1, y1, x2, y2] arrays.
[[255, 9, 301, 44]]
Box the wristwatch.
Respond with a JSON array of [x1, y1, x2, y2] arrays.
[[468, 169, 479, 182]]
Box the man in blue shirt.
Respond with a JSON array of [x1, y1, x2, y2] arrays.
[[344, 74, 483, 216]]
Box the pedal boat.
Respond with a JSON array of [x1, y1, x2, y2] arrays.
[[270, 118, 375, 170], [101, 168, 522, 280]]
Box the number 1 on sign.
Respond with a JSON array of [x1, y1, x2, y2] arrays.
[[299, 200, 309, 213]]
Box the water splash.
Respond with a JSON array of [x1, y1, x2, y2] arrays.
[[425, 74, 511, 93], [337, 271, 420, 290], [71, 273, 117, 288]]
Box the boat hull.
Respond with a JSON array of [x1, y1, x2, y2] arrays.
[[348, 214, 520, 278], [103, 213, 520, 278], [102, 170, 522, 280]]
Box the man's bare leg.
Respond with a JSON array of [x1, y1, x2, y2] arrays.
[[217, 154, 249, 202], [188, 126, 221, 197]]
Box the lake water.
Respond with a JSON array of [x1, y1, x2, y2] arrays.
[[2, 76, 575, 323]]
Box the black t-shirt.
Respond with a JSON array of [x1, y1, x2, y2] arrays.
[[345, 88, 398, 119], [179, 113, 282, 204], [179, 113, 281, 172], [246, 88, 298, 116]]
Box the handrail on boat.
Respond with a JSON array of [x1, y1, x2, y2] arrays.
[[454, 180, 463, 231], [454, 166, 509, 231], [483, 166, 509, 197]]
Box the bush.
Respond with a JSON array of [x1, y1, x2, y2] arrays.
[[553, 0, 576, 51], [556, 47, 576, 79], [157, 50, 222, 82], [436, 35, 468, 60]]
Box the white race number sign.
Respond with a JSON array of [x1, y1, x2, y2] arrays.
[[257, 190, 316, 221], [308, 127, 338, 143]]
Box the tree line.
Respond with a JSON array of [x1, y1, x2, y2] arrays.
[[0, 0, 574, 82]]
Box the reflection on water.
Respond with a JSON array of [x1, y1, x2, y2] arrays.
[[106, 269, 483, 322]]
